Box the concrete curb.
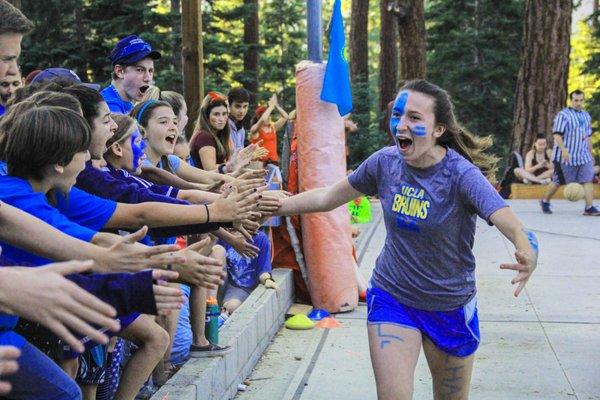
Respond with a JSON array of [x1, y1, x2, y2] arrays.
[[151, 268, 294, 400]]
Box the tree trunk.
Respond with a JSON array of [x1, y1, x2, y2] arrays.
[[379, 0, 399, 135], [171, 0, 183, 93], [391, 0, 426, 80], [509, 0, 571, 160], [350, 0, 369, 85], [243, 0, 259, 94], [181, 0, 203, 140]]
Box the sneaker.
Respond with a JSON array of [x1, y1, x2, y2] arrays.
[[189, 343, 232, 358], [583, 206, 600, 216], [523, 178, 531, 184], [540, 200, 552, 214]]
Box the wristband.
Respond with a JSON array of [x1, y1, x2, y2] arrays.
[[218, 164, 226, 174], [204, 204, 210, 224]]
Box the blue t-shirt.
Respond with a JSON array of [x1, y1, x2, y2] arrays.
[[0, 176, 98, 266], [0, 176, 101, 342], [0, 104, 5, 116], [142, 154, 182, 173], [100, 84, 134, 115], [222, 230, 272, 290], [1, 160, 117, 232], [348, 147, 507, 311]]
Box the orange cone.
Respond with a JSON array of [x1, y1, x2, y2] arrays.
[[315, 317, 342, 329]]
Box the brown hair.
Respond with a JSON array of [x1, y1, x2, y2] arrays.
[[0, 0, 34, 35], [400, 79, 498, 183], [0, 91, 83, 152], [130, 99, 174, 172], [1, 106, 90, 181], [192, 92, 231, 160], [107, 113, 137, 148]]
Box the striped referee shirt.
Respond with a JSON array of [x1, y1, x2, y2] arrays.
[[551, 107, 593, 166]]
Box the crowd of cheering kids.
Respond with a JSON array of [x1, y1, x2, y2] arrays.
[[0, 2, 294, 399]]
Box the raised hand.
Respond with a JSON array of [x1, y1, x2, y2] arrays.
[[268, 93, 278, 108], [258, 190, 285, 216], [499, 249, 536, 297], [0, 261, 120, 353], [172, 240, 226, 289], [226, 231, 259, 259], [151, 269, 184, 315], [208, 187, 263, 222], [97, 226, 185, 272]]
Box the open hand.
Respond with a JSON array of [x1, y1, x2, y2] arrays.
[[500, 249, 536, 297], [97, 226, 185, 273], [151, 270, 184, 315], [0, 261, 120, 353]]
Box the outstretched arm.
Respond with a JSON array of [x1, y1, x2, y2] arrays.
[[490, 207, 537, 297], [277, 177, 363, 216]]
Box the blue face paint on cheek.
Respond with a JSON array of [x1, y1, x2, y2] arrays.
[[412, 124, 427, 137], [390, 91, 408, 137], [130, 129, 144, 170]]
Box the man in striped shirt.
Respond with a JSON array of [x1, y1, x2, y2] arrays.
[[541, 90, 599, 215]]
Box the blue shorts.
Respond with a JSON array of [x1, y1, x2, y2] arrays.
[[366, 285, 480, 357]]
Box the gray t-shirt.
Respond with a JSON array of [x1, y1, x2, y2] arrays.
[[348, 147, 507, 311]]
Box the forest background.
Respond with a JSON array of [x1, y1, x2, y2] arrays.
[[14, 0, 600, 175]]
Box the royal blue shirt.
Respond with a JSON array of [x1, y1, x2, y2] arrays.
[[1, 160, 117, 232], [0, 104, 5, 117], [101, 84, 134, 115], [0, 176, 98, 266]]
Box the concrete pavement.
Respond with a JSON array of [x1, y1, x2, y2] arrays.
[[236, 199, 600, 400]]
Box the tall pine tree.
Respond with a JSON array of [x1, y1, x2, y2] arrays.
[[427, 0, 523, 164]]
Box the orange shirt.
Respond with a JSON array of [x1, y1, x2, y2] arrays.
[[252, 123, 279, 163]]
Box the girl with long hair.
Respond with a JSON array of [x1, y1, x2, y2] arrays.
[[274, 80, 538, 400]]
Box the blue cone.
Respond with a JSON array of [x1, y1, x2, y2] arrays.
[[308, 309, 330, 321]]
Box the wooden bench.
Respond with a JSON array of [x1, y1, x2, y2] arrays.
[[510, 183, 600, 199]]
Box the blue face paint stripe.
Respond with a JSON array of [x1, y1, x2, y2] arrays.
[[130, 129, 145, 171], [412, 124, 427, 137], [390, 91, 408, 137]]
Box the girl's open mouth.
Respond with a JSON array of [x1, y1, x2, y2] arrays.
[[165, 134, 176, 145], [397, 137, 413, 150]]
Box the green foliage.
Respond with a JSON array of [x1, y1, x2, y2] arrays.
[[258, 0, 306, 111], [20, 0, 181, 90], [426, 0, 523, 165], [202, 0, 247, 93], [580, 16, 600, 158]]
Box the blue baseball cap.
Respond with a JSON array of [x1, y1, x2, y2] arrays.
[[30, 68, 101, 90], [110, 35, 161, 66]]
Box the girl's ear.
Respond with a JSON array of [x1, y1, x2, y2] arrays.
[[110, 143, 124, 158], [53, 164, 64, 174], [433, 124, 446, 139]]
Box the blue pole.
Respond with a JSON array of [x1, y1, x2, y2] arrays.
[[307, 0, 323, 62]]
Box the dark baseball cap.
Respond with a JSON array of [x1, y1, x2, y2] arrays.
[[109, 35, 161, 66], [30, 68, 101, 90]]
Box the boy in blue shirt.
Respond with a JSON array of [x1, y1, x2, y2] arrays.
[[101, 35, 161, 114]]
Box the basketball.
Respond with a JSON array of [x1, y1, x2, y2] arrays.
[[563, 182, 585, 202]]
